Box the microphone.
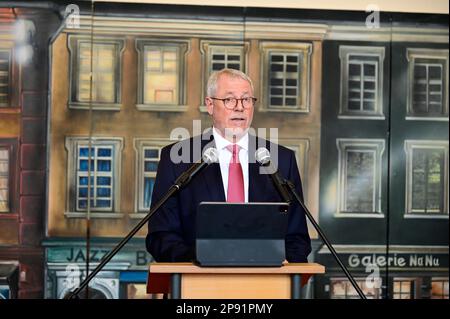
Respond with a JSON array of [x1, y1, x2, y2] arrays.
[[174, 147, 219, 188], [255, 147, 292, 204]]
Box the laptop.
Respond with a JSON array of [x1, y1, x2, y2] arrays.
[[195, 202, 290, 267]]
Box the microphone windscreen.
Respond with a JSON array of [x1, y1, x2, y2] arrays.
[[255, 147, 271, 165], [202, 147, 219, 164]]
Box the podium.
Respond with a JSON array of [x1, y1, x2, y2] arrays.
[[147, 262, 325, 299]]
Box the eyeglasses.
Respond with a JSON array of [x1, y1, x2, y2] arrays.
[[210, 97, 257, 109]]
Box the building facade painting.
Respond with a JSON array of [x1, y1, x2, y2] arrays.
[[0, 2, 447, 299]]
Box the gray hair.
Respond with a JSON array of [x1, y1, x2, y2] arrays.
[[206, 68, 254, 97]]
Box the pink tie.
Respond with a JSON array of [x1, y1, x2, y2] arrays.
[[226, 144, 244, 203]]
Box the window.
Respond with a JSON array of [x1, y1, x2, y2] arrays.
[[431, 278, 449, 299], [141, 147, 158, 210], [407, 48, 449, 119], [393, 279, 415, 299], [0, 140, 17, 215], [78, 43, 115, 103], [136, 40, 189, 111], [208, 46, 244, 72], [269, 53, 300, 107], [68, 35, 125, 110], [337, 139, 385, 217], [260, 42, 312, 112], [0, 49, 11, 107], [0, 39, 19, 109], [339, 46, 385, 119], [76, 146, 113, 211], [405, 140, 449, 217], [330, 278, 381, 299], [133, 139, 169, 214], [143, 47, 178, 104], [0, 147, 9, 212], [65, 137, 123, 217], [199, 41, 248, 111]]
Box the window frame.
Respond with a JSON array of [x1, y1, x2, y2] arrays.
[[336, 138, 385, 218], [338, 46, 385, 120], [0, 139, 18, 217], [406, 48, 449, 121], [132, 138, 170, 217], [431, 277, 449, 299], [0, 146, 10, 213], [0, 41, 20, 111], [393, 277, 418, 299], [67, 34, 125, 111], [404, 140, 449, 219], [0, 48, 12, 108], [199, 40, 249, 112], [260, 41, 312, 113], [65, 137, 124, 218], [135, 38, 189, 112]]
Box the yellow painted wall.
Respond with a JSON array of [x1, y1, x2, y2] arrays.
[[0, 113, 20, 137]]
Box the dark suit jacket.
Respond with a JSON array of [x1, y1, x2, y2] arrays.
[[146, 130, 311, 262]]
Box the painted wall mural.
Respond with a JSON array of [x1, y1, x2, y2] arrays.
[[0, 1, 448, 299]]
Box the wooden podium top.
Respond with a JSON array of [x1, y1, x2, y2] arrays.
[[149, 262, 325, 274], [147, 262, 325, 296]]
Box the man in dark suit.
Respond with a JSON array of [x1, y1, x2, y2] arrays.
[[146, 69, 311, 262]]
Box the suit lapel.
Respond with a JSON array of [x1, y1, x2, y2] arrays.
[[204, 163, 226, 201]]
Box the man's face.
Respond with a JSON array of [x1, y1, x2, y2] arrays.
[[205, 75, 254, 141]]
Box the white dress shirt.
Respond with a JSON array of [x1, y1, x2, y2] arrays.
[[212, 127, 249, 202]]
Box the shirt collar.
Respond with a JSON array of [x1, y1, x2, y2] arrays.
[[212, 127, 249, 152]]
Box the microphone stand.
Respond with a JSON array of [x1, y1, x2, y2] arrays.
[[283, 180, 367, 300], [65, 158, 213, 299]]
